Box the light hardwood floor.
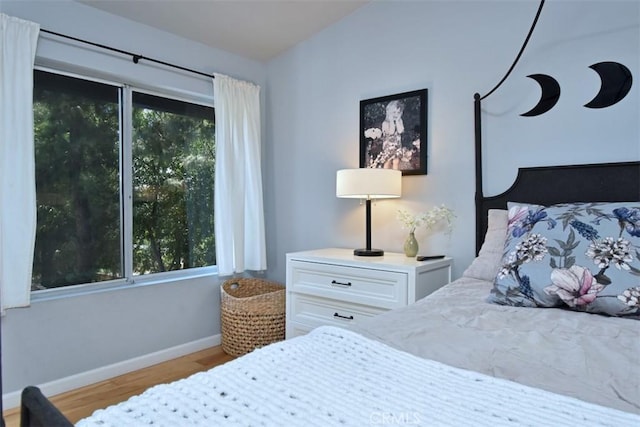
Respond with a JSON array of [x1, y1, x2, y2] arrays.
[[3, 345, 235, 426]]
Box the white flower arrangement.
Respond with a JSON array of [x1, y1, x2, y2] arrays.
[[397, 205, 455, 234]]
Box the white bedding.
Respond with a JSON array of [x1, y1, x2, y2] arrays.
[[77, 325, 639, 427], [350, 277, 640, 415]]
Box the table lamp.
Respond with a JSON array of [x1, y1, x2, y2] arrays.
[[336, 168, 402, 256]]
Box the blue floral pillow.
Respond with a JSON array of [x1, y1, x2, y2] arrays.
[[487, 201, 640, 317]]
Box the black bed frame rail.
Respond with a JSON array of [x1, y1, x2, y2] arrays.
[[475, 161, 640, 252], [19, 386, 73, 427], [471, 0, 639, 252]]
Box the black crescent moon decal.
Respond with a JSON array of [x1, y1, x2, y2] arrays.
[[584, 61, 632, 108], [521, 74, 561, 117]]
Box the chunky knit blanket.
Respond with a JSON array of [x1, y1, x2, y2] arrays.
[[77, 326, 639, 426]]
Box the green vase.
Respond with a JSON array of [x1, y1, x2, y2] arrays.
[[403, 231, 419, 257]]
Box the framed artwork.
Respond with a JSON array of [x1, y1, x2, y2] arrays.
[[359, 89, 428, 175]]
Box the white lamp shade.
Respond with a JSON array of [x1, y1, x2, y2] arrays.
[[336, 168, 402, 199]]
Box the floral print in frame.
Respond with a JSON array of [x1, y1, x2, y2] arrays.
[[359, 89, 428, 176]]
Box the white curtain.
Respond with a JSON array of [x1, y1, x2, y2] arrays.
[[213, 74, 266, 276], [0, 14, 40, 311]]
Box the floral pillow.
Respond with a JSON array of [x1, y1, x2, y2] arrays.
[[487, 201, 640, 317]]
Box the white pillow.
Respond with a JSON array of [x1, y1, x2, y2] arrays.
[[462, 209, 508, 281]]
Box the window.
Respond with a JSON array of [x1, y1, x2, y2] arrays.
[[32, 71, 122, 289], [132, 92, 215, 275], [32, 70, 215, 292]]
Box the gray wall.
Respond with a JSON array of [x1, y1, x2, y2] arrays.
[[264, 0, 639, 284], [0, 0, 266, 395]]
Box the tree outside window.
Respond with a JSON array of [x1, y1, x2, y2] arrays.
[[32, 70, 215, 291]]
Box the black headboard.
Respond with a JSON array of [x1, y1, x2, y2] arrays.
[[476, 161, 640, 252]]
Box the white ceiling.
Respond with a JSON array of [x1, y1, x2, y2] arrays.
[[76, 0, 369, 62]]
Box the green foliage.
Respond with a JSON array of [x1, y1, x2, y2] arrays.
[[33, 80, 121, 288], [547, 228, 580, 270], [32, 71, 215, 290], [132, 105, 215, 274]]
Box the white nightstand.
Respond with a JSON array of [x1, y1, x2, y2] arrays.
[[285, 248, 452, 338]]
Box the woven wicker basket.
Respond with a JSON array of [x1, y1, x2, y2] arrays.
[[220, 278, 286, 356]]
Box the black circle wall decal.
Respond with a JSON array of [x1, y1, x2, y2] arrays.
[[521, 74, 561, 117], [584, 61, 632, 108]]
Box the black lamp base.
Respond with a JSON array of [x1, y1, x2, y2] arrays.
[[354, 248, 384, 257]]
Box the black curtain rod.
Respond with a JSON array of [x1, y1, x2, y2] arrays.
[[40, 28, 215, 79]]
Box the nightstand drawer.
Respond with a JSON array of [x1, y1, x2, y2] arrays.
[[289, 294, 385, 329], [285, 249, 453, 339], [289, 260, 408, 309]]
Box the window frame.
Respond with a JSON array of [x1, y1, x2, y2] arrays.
[[31, 66, 218, 302]]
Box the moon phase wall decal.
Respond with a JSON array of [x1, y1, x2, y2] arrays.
[[521, 74, 561, 117], [584, 61, 633, 108], [520, 62, 633, 116]]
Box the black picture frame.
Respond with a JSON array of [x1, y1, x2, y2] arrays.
[[360, 89, 428, 176]]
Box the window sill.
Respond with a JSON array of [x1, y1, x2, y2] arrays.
[[30, 266, 219, 303]]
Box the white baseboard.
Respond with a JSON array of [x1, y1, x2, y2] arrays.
[[3, 333, 221, 411]]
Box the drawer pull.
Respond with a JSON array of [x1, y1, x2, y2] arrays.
[[331, 279, 352, 287], [333, 312, 354, 320]]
